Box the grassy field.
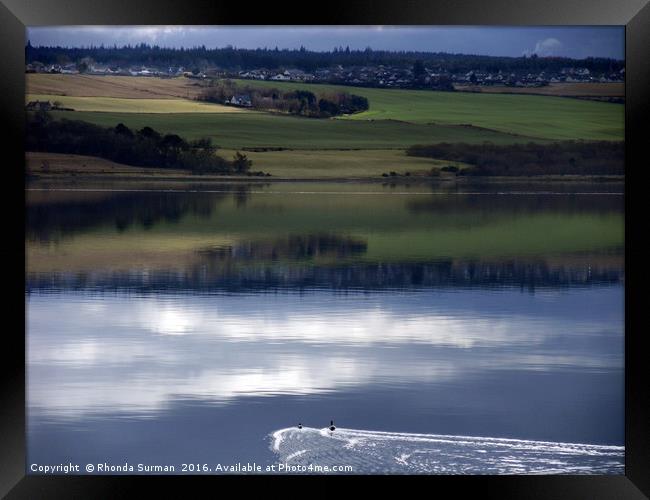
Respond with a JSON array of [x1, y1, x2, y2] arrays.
[[228, 79, 624, 141], [26, 152, 191, 176], [30, 75, 623, 141], [51, 110, 535, 150], [27, 74, 624, 179], [27, 150, 456, 178], [454, 82, 625, 97], [219, 149, 461, 177], [27, 94, 249, 113]]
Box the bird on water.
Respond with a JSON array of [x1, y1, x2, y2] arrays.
[[298, 423, 302, 429], [329, 420, 336, 431]]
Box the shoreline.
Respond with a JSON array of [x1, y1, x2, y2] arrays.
[[26, 152, 624, 185], [26, 172, 625, 184]]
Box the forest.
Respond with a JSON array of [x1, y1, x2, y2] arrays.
[[25, 42, 625, 74]]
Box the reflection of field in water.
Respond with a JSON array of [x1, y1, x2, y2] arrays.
[[26, 182, 623, 277]]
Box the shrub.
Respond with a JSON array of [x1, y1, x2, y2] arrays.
[[197, 80, 368, 118], [26, 112, 243, 175], [406, 141, 624, 176]]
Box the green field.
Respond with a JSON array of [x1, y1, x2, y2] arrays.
[[28, 74, 625, 142], [47, 80, 625, 144], [218, 148, 462, 177], [50, 110, 542, 151], [35, 74, 624, 179], [229, 79, 624, 141]]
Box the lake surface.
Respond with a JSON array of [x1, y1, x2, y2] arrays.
[[25, 180, 624, 474]]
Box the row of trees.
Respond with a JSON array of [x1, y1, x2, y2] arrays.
[[196, 80, 369, 118], [25, 42, 625, 74], [26, 111, 253, 175], [406, 141, 624, 176]]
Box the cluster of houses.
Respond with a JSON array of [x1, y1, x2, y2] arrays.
[[26, 62, 202, 78], [238, 68, 314, 82], [224, 94, 252, 107], [26, 62, 78, 74], [25, 100, 74, 111], [226, 64, 625, 88], [234, 66, 420, 87], [456, 67, 625, 87], [26, 61, 625, 88], [26, 100, 54, 111], [25, 100, 73, 111]]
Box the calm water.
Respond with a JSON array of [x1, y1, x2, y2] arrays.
[[25, 181, 624, 474]]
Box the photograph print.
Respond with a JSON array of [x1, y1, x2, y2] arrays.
[[25, 25, 625, 475]]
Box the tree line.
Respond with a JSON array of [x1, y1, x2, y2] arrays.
[[25, 42, 624, 74], [26, 111, 255, 175], [406, 141, 624, 176], [196, 80, 369, 117]]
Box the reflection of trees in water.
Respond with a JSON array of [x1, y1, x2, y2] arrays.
[[198, 234, 368, 262], [234, 186, 250, 208], [407, 193, 623, 217], [26, 188, 253, 242], [27, 255, 624, 294]]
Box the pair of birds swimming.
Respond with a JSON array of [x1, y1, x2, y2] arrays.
[[297, 420, 336, 431]]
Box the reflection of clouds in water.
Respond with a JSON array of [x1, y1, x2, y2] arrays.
[[149, 306, 198, 335], [138, 304, 535, 347], [28, 341, 460, 417], [32, 292, 618, 347], [27, 290, 623, 418], [30, 359, 367, 417]]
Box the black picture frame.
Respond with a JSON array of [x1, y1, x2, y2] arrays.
[[2, 0, 648, 497]]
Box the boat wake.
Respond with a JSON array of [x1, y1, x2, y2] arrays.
[[270, 427, 624, 474]]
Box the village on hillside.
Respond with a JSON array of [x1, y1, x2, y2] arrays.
[[26, 60, 625, 91]]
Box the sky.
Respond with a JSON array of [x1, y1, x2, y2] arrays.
[[26, 26, 625, 60]]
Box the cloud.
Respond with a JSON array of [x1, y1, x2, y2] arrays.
[[533, 37, 563, 56], [83, 26, 191, 44]]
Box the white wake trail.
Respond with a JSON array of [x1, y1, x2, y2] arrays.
[[270, 427, 624, 474]]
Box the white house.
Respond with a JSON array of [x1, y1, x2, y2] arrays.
[[227, 94, 252, 107]]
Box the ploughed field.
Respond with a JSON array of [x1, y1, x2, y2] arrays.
[[26, 94, 248, 114]]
